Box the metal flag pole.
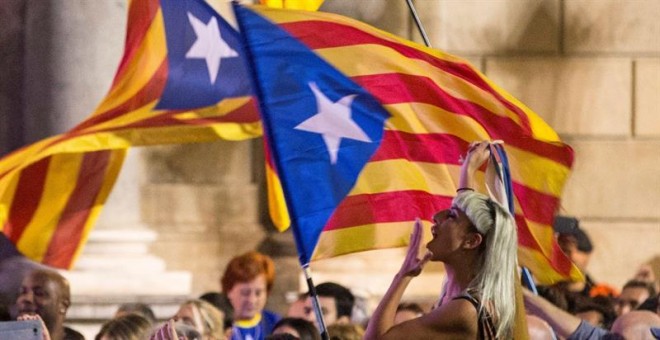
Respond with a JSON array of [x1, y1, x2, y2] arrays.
[[405, 0, 432, 48], [303, 264, 329, 340]]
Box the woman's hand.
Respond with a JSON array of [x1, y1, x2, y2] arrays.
[[463, 141, 491, 172], [458, 141, 494, 190], [398, 219, 433, 278]]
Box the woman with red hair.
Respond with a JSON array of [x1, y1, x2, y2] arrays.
[[222, 251, 281, 340]]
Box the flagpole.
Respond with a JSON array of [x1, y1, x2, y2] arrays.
[[405, 0, 432, 48], [303, 265, 330, 340]]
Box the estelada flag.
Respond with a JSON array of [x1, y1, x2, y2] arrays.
[[0, 0, 261, 269], [235, 4, 580, 284]]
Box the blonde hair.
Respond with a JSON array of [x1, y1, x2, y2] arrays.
[[182, 299, 225, 340], [452, 190, 518, 339]]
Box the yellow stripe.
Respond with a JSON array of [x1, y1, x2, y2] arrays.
[[505, 146, 571, 197], [260, 0, 324, 10], [0, 137, 59, 176], [93, 8, 167, 115], [68, 149, 127, 268], [312, 220, 434, 261], [17, 153, 84, 260], [266, 163, 290, 231], [384, 102, 489, 138], [316, 45, 524, 126], [351, 160, 459, 196], [351, 157, 564, 209]]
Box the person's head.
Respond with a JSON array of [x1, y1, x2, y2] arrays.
[[393, 302, 424, 325], [611, 310, 660, 340], [554, 216, 593, 272], [574, 295, 617, 329], [95, 313, 152, 340], [199, 291, 234, 337], [114, 302, 156, 324], [271, 317, 320, 340], [427, 190, 518, 339], [286, 293, 307, 319], [15, 269, 71, 335], [221, 251, 275, 321], [303, 282, 354, 328], [327, 323, 364, 340], [174, 299, 225, 340], [526, 315, 555, 340], [616, 280, 657, 316]]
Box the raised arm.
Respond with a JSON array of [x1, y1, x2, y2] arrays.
[[363, 219, 432, 339], [522, 288, 581, 338]]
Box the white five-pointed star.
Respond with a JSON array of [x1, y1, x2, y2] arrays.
[[185, 12, 237, 84], [295, 82, 372, 164]]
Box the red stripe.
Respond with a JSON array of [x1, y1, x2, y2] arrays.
[[42, 150, 114, 268], [515, 214, 573, 276], [279, 20, 531, 131], [355, 73, 574, 168], [113, 0, 161, 86], [513, 182, 562, 225], [371, 130, 468, 164], [325, 191, 453, 231], [72, 60, 168, 132], [2, 157, 50, 243]]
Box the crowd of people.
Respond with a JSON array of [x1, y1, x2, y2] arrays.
[[2, 142, 659, 339]]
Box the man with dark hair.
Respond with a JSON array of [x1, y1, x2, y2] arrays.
[[303, 282, 355, 329], [15, 269, 83, 340], [616, 280, 657, 317]]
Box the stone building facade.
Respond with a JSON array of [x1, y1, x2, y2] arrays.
[[1, 0, 658, 337]]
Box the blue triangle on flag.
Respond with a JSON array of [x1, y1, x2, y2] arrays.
[[156, 0, 252, 110]]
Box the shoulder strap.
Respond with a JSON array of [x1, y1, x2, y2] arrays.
[[452, 292, 499, 340]]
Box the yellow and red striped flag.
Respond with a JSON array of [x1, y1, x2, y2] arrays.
[[245, 5, 581, 284], [0, 0, 262, 269]]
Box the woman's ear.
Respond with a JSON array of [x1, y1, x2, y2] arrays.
[[463, 232, 483, 250]]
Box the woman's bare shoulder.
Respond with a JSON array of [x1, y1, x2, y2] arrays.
[[380, 298, 479, 339]]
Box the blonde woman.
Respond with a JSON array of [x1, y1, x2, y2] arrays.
[[173, 299, 226, 340], [365, 142, 518, 339]]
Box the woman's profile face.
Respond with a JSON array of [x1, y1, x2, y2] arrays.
[[227, 274, 268, 320], [426, 207, 474, 261]]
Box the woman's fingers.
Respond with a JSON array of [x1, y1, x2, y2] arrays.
[[409, 218, 422, 250]]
